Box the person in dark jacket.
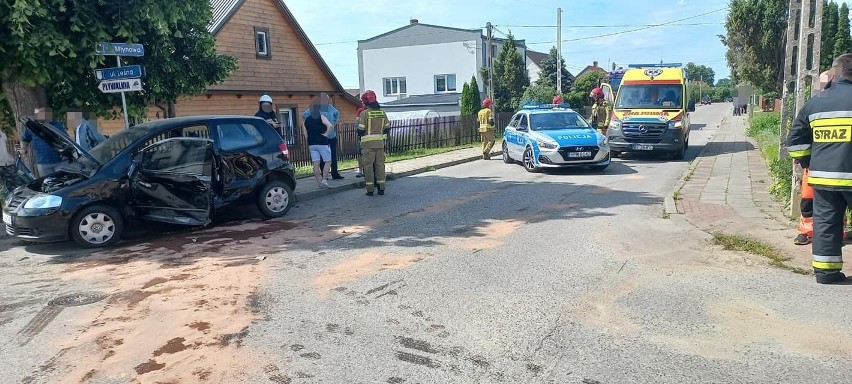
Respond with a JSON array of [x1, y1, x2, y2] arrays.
[[786, 53, 852, 284], [303, 103, 333, 189], [255, 95, 283, 132]]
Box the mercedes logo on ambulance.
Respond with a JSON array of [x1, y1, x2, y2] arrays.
[[644, 68, 664, 77], [639, 125, 649, 134]]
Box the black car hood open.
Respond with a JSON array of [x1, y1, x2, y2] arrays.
[[24, 119, 100, 166]]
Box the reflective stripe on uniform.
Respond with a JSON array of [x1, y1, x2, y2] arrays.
[[361, 134, 386, 142], [813, 254, 844, 263], [807, 177, 852, 187], [809, 170, 852, 179], [787, 144, 811, 152], [809, 111, 852, 120], [788, 149, 812, 158], [813, 261, 844, 270]]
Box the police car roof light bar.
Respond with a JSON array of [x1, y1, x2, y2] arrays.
[[626, 63, 683, 68], [520, 102, 571, 110]]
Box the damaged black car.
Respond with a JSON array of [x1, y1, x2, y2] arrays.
[[3, 116, 297, 248]]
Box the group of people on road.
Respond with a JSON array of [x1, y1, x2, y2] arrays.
[[255, 90, 390, 195], [787, 53, 852, 284]]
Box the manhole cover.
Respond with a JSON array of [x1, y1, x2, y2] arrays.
[[48, 292, 109, 307]]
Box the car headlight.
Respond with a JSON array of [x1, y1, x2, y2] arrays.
[[599, 136, 609, 146], [539, 140, 558, 150], [24, 194, 62, 209], [609, 120, 622, 130], [668, 120, 683, 129]]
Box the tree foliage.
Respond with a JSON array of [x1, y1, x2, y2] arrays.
[[0, 0, 237, 130], [720, 0, 788, 93], [685, 62, 716, 85], [460, 76, 482, 115], [536, 46, 573, 91], [822, 1, 840, 70], [491, 33, 530, 112], [567, 70, 607, 109], [834, 2, 851, 59], [521, 84, 558, 105]]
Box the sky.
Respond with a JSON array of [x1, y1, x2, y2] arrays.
[[286, 0, 852, 90]]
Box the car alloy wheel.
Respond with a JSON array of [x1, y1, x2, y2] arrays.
[[502, 142, 513, 164], [523, 148, 538, 173]]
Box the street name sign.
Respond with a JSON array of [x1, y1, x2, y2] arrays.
[[95, 65, 143, 81], [97, 42, 145, 57], [99, 79, 143, 93]]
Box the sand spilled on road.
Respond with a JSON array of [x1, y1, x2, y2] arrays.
[[313, 251, 427, 298], [455, 220, 523, 250], [652, 298, 852, 360], [53, 254, 267, 383]]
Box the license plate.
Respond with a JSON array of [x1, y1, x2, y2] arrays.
[[631, 144, 654, 151], [2, 212, 11, 226], [568, 151, 593, 158]]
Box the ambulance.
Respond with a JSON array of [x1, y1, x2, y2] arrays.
[[600, 63, 695, 160]]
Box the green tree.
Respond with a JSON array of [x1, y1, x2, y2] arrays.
[[822, 1, 840, 70], [684, 62, 715, 85], [0, 0, 237, 133], [520, 84, 558, 105], [720, 0, 788, 93], [716, 78, 733, 87], [835, 3, 851, 59], [491, 33, 530, 112], [459, 76, 482, 115], [536, 46, 573, 91], [568, 70, 607, 109]]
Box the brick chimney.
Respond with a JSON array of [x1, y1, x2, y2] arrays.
[[410, 18, 419, 25]]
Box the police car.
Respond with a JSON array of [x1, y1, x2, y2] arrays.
[[502, 103, 611, 172]]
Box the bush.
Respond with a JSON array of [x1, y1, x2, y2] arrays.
[[747, 111, 792, 206]]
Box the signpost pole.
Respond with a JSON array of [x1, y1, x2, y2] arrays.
[[117, 56, 129, 129]]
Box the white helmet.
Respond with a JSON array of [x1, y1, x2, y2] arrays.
[[259, 94, 273, 103]]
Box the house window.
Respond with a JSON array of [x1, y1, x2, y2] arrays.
[[383, 77, 407, 96], [278, 107, 298, 145], [435, 74, 457, 93], [255, 27, 270, 58]]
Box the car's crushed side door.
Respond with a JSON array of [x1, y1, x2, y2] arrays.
[[129, 138, 214, 226]]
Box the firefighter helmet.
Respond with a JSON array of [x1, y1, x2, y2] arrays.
[[482, 98, 493, 108]]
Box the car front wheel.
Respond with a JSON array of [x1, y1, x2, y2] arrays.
[[502, 142, 513, 164], [70, 204, 124, 248], [523, 147, 539, 173], [257, 180, 294, 218]]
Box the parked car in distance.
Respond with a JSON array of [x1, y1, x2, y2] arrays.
[[701, 96, 712, 105], [3, 116, 296, 248]]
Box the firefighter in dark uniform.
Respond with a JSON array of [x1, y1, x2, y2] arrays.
[[787, 53, 852, 284], [357, 90, 390, 196]]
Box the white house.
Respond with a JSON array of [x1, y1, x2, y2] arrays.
[[357, 19, 527, 109], [526, 50, 548, 82]]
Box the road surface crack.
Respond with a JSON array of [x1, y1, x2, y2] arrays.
[[534, 313, 563, 355]]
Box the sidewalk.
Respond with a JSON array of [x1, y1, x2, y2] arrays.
[[665, 115, 813, 270], [294, 146, 501, 202]]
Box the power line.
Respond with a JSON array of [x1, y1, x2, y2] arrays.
[[498, 22, 724, 28], [527, 7, 728, 45]]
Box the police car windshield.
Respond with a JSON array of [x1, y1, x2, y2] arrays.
[[529, 112, 591, 131], [616, 84, 683, 109]]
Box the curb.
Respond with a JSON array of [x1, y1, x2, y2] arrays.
[[295, 150, 503, 203], [664, 117, 726, 215]]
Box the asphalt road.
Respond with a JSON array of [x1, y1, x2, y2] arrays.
[[2, 103, 852, 383]]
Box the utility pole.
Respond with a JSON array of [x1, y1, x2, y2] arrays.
[[699, 75, 703, 100], [780, 0, 823, 219], [486, 22, 494, 107], [556, 7, 562, 95]]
